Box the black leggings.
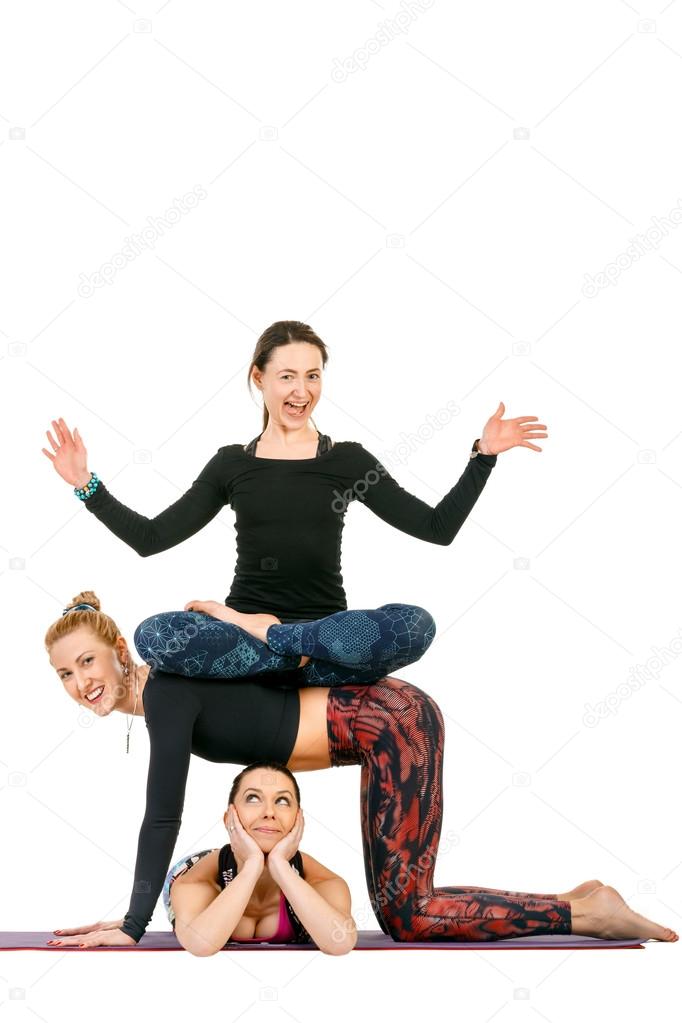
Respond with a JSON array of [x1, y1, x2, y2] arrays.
[[327, 676, 572, 941]]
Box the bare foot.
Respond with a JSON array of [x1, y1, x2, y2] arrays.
[[556, 879, 604, 901], [571, 885, 679, 941], [184, 601, 310, 667]]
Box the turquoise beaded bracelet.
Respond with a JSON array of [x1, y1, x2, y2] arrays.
[[74, 472, 100, 501]]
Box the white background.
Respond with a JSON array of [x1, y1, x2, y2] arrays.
[[1, 0, 681, 1017]]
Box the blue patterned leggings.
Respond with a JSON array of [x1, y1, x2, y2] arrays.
[[133, 603, 436, 687]]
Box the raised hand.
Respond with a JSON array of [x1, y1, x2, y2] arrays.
[[41, 417, 91, 487], [479, 402, 548, 456], [47, 918, 137, 948], [268, 809, 304, 866], [227, 805, 265, 872]]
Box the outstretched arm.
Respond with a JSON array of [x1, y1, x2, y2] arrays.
[[48, 676, 199, 947], [42, 417, 230, 556], [350, 402, 547, 546]]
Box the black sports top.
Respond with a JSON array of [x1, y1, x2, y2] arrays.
[[122, 668, 301, 942], [83, 433, 498, 623]]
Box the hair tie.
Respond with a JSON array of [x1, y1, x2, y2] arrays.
[[62, 603, 98, 617]]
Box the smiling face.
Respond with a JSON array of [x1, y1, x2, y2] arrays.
[[49, 625, 129, 717], [252, 342, 323, 433], [228, 768, 299, 852]]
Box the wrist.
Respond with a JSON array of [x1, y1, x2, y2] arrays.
[[241, 854, 264, 874], [476, 439, 494, 456], [73, 471, 92, 489], [266, 853, 292, 878]]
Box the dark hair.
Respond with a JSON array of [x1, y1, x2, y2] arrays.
[[228, 761, 301, 808], [247, 320, 329, 432]]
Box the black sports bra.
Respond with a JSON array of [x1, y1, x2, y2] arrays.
[[243, 432, 334, 457]]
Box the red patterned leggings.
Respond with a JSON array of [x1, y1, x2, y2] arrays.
[[326, 676, 572, 942]]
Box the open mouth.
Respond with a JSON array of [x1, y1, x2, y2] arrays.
[[84, 685, 104, 704], [284, 401, 309, 417]]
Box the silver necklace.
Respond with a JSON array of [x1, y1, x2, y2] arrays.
[[123, 661, 140, 754]]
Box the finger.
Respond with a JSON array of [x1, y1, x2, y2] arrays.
[[520, 441, 542, 452], [520, 422, 546, 430], [48, 934, 86, 945], [52, 419, 65, 443], [513, 416, 538, 423], [521, 431, 548, 438], [494, 401, 505, 417], [60, 419, 75, 445], [46, 430, 59, 453], [41, 448, 55, 462]]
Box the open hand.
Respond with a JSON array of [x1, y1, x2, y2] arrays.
[[47, 918, 137, 948], [268, 809, 304, 866], [227, 805, 265, 872], [479, 402, 548, 456], [41, 417, 90, 488]]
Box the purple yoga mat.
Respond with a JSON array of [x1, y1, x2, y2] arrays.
[[0, 931, 647, 950]]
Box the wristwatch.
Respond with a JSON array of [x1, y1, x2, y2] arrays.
[[470, 439, 482, 459]]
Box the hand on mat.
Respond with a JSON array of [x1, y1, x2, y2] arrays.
[[41, 417, 90, 488], [268, 808, 304, 865], [47, 919, 137, 948], [227, 805, 265, 871], [479, 402, 548, 456]]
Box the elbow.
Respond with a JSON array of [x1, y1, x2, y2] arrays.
[[319, 922, 357, 956], [180, 935, 222, 958], [321, 936, 356, 956], [186, 944, 220, 958]]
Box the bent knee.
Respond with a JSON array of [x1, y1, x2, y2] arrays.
[[412, 606, 436, 653]]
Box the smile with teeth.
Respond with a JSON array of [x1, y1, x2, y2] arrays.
[[85, 685, 104, 703], [284, 400, 309, 415]]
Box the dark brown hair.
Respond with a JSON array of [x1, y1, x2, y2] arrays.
[[247, 321, 329, 432], [228, 761, 301, 808]]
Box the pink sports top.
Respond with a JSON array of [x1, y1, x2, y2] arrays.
[[235, 890, 296, 943]]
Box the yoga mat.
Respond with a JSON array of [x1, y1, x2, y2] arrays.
[[0, 931, 647, 950]]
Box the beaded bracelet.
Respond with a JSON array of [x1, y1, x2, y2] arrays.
[[74, 472, 101, 501]]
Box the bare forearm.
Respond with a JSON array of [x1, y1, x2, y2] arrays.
[[269, 859, 356, 955], [183, 861, 262, 956]]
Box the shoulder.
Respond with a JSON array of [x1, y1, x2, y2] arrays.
[[299, 850, 345, 885], [172, 849, 221, 889], [143, 670, 201, 718], [299, 852, 351, 909]]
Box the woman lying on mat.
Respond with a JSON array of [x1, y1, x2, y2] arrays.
[[161, 762, 356, 955], [45, 594, 678, 948]]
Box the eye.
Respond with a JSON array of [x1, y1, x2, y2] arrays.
[[59, 655, 94, 680], [276, 797, 291, 805], [245, 793, 259, 802]]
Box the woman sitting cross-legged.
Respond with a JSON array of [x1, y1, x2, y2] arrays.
[[164, 761, 356, 956]]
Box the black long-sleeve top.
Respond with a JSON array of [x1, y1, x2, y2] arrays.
[[123, 669, 301, 942], [84, 438, 497, 623], [86, 436, 497, 941]]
